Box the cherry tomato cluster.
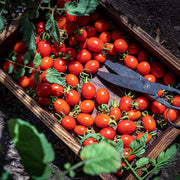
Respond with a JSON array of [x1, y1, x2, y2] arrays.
[[2, 0, 180, 177]]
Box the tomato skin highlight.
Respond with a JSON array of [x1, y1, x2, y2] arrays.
[[117, 120, 136, 134], [86, 37, 104, 52], [124, 55, 138, 70], [114, 39, 128, 53], [127, 109, 141, 121], [40, 56, 53, 70], [136, 133, 151, 143], [124, 148, 135, 162], [53, 57, 67, 73], [54, 99, 70, 115], [96, 88, 110, 105], [100, 127, 116, 140], [18, 75, 29, 88], [66, 74, 79, 87], [76, 49, 92, 63], [37, 40, 51, 57], [61, 115, 76, 130], [151, 100, 166, 114], [109, 106, 121, 121], [81, 82, 96, 100], [51, 84, 64, 97], [94, 19, 109, 32], [163, 108, 178, 122], [74, 125, 87, 135], [142, 115, 156, 132], [121, 134, 134, 148], [79, 100, 95, 113], [144, 74, 156, 83], [36, 83, 52, 97], [13, 39, 27, 53], [119, 96, 133, 112], [37, 96, 50, 106], [94, 113, 110, 128], [83, 137, 98, 146], [137, 61, 151, 76], [150, 61, 165, 78], [76, 113, 94, 127], [85, 60, 100, 74], [135, 96, 149, 111], [68, 60, 83, 75], [172, 95, 180, 107], [65, 90, 80, 106]]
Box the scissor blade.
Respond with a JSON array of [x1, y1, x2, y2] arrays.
[[97, 71, 155, 95], [105, 60, 143, 79]]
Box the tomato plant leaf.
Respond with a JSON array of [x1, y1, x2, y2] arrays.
[[33, 53, 42, 69], [7, 64, 14, 74], [8, 118, 55, 180], [115, 139, 124, 155], [45, 13, 60, 45], [175, 173, 180, 180], [34, 72, 40, 87], [79, 133, 101, 146], [46, 68, 66, 86], [65, 0, 99, 16], [135, 157, 149, 169], [43, 0, 50, 3], [80, 141, 121, 175], [153, 176, 160, 180], [19, 16, 36, 55], [154, 144, 178, 175], [13, 68, 25, 80], [0, 16, 5, 33], [23, 51, 31, 65], [149, 158, 156, 166]]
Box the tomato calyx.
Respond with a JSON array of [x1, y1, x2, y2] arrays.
[[79, 71, 92, 84], [116, 51, 129, 61], [98, 103, 110, 114], [79, 133, 100, 146]]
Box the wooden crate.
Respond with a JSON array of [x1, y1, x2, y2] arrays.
[[0, 1, 180, 180]]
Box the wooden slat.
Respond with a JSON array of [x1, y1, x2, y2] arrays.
[[99, 1, 180, 77]]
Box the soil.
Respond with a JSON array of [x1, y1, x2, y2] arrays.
[[0, 0, 180, 180]]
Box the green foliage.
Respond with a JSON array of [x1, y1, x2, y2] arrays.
[[175, 173, 180, 180], [46, 68, 66, 86], [135, 157, 149, 169], [115, 139, 124, 155], [33, 53, 42, 69], [65, 0, 99, 16], [34, 72, 41, 86], [80, 141, 121, 175], [7, 65, 14, 74], [13, 68, 25, 80], [0, 16, 5, 33], [8, 118, 55, 180], [23, 52, 31, 65], [19, 16, 36, 56], [45, 13, 60, 45]]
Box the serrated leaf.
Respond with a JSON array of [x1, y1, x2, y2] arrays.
[[115, 139, 124, 155], [65, 0, 99, 16], [154, 144, 178, 175], [136, 157, 149, 169], [7, 64, 14, 74], [34, 72, 40, 87], [23, 51, 31, 64], [19, 16, 36, 55], [153, 176, 160, 180], [8, 118, 55, 180], [46, 68, 66, 86], [33, 53, 42, 69], [0, 16, 5, 33], [80, 141, 121, 175], [149, 158, 156, 166], [13, 68, 25, 80], [45, 13, 60, 45]]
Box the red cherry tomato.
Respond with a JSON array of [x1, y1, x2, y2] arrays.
[[75, 28, 87, 42], [142, 115, 156, 132], [81, 82, 96, 99], [85, 25, 96, 38], [37, 96, 51, 106], [3, 61, 16, 73], [40, 56, 53, 70], [35, 22, 45, 35], [117, 120, 136, 134], [111, 29, 124, 41], [16, 53, 24, 66], [79, 100, 95, 113], [172, 95, 180, 107], [90, 11, 101, 22], [128, 42, 140, 55], [138, 50, 148, 62], [163, 72, 176, 85], [95, 113, 111, 128], [64, 47, 76, 60], [86, 37, 104, 52], [144, 74, 156, 83], [105, 43, 117, 56], [76, 113, 94, 127], [36, 83, 52, 97], [150, 61, 165, 78], [74, 125, 87, 135], [65, 11, 77, 22], [119, 96, 133, 112], [136, 132, 151, 143], [83, 137, 98, 146], [68, 60, 83, 75], [135, 96, 149, 110], [124, 148, 135, 162], [93, 52, 106, 63], [57, 0, 71, 8], [136, 61, 151, 76], [77, 15, 90, 26], [121, 134, 134, 148], [13, 39, 27, 53], [76, 49, 92, 63], [127, 109, 141, 121], [55, 16, 67, 29], [96, 88, 110, 105], [65, 90, 80, 106], [61, 115, 76, 130], [68, 35, 78, 47], [163, 108, 178, 122], [99, 31, 111, 43], [124, 55, 138, 70], [51, 84, 64, 97], [109, 106, 121, 121], [85, 60, 100, 74], [66, 74, 79, 87], [100, 127, 116, 140], [54, 99, 70, 115], [53, 57, 67, 73], [62, 21, 77, 36], [18, 75, 29, 88], [114, 39, 128, 53], [94, 19, 109, 32], [151, 100, 166, 114], [37, 41, 51, 57], [52, 42, 66, 56]]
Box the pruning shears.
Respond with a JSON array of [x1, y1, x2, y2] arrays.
[[97, 60, 180, 128]]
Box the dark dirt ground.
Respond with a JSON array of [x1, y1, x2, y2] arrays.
[[0, 0, 180, 180]]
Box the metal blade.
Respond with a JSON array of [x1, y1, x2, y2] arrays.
[[105, 60, 143, 79], [97, 71, 155, 95]]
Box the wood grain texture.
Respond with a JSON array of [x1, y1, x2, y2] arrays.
[[99, 1, 180, 77]]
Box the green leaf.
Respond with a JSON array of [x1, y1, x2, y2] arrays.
[[115, 139, 124, 155], [69, 170, 76, 178], [149, 158, 156, 166], [0, 16, 5, 34], [80, 141, 121, 175], [3, 9, 8, 14], [65, 0, 99, 16], [8, 118, 55, 180], [46, 68, 66, 86], [45, 13, 60, 45], [64, 163, 71, 170], [19, 16, 36, 55], [154, 144, 178, 175], [153, 176, 160, 180], [43, 0, 50, 3], [34, 72, 40, 87], [23, 52, 31, 65], [175, 173, 180, 180], [13, 68, 25, 80], [33, 53, 42, 69], [7, 64, 14, 74], [136, 157, 149, 169]]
